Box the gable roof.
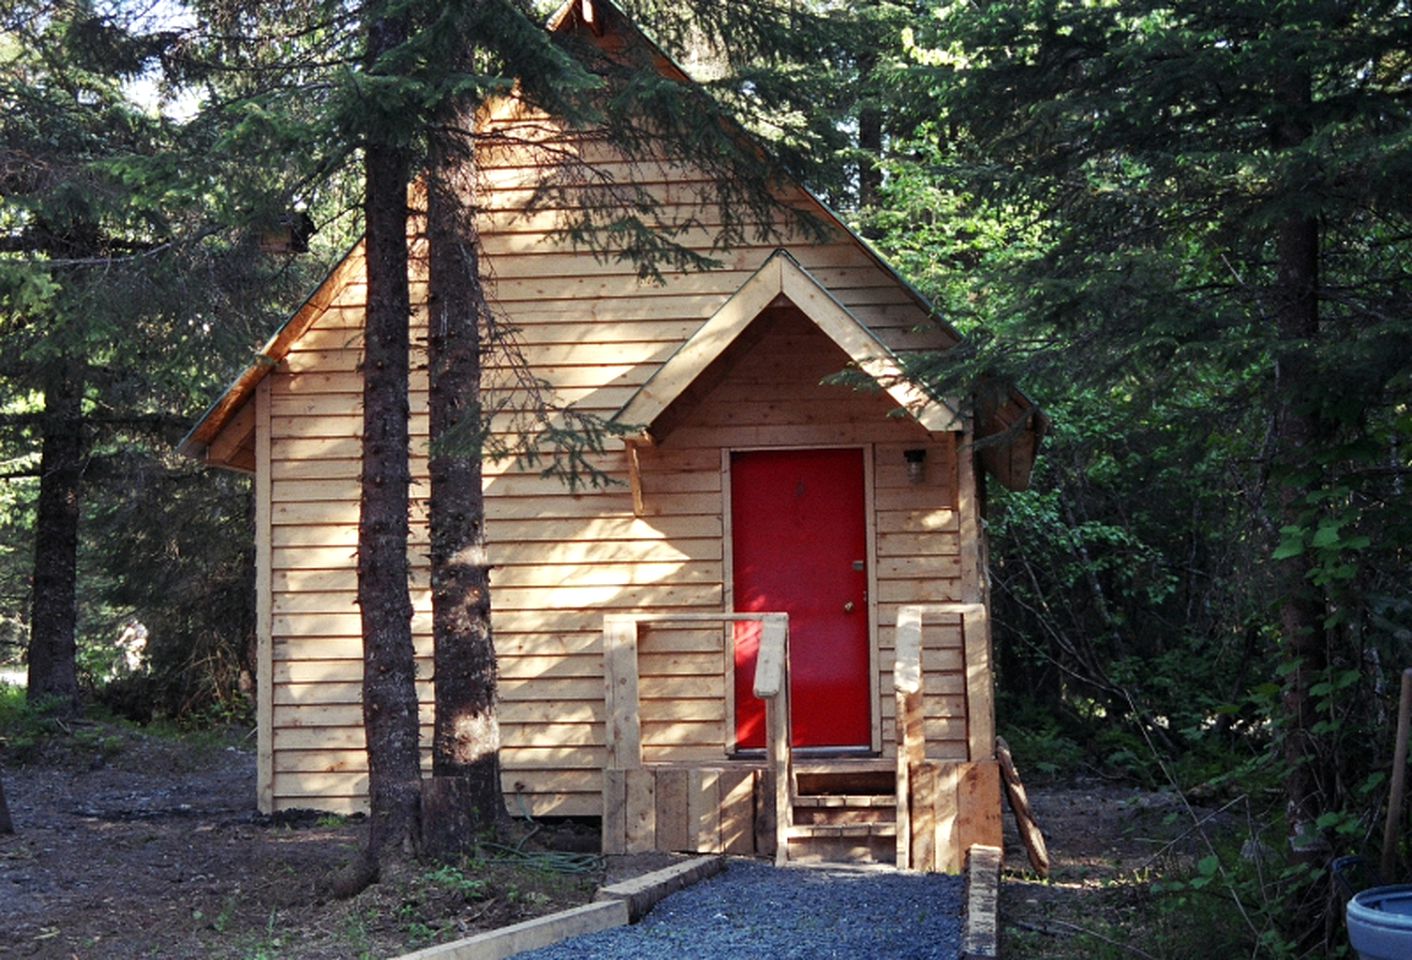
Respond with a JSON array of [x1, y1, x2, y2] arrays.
[[617, 250, 959, 437], [180, 0, 1044, 488], [177, 242, 364, 467]]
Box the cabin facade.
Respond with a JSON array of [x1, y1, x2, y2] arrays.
[[181, 0, 1043, 871]]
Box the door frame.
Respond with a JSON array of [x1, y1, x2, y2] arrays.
[[720, 443, 882, 756]]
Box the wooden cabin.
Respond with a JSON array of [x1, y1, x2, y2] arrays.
[[180, 0, 1044, 872]]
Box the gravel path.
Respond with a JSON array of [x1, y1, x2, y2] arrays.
[[520, 859, 964, 960]]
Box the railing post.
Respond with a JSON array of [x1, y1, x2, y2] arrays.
[[894, 604, 925, 869], [603, 616, 643, 770], [602, 616, 642, 855], [755, 613, 792, 866]]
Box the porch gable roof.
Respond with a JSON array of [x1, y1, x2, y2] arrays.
[[614, 250, 961, 439]]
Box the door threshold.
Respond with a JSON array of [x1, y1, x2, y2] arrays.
[[731, 746, 877, 760]]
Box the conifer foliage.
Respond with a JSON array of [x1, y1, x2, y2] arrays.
[[881, 1, 1412, 945], [0, 2, 309, 717]]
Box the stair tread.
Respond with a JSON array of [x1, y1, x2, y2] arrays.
[[793, 758, 894, 774], [787, 823, 898, 838], [793, 794, 895, 808]]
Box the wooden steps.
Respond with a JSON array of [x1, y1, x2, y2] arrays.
[[792, 794, 895, 825], [786, 764, 898, 864], [787, 823, 897, 839]]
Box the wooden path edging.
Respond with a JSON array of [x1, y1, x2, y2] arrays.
[[962, 844, 1002, 959], [392, 900, 628, 960], [390, 856, 724, 960], [595, 855, 726, 921]]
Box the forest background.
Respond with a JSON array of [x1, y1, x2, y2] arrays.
[[1, 1, 1409, 956]]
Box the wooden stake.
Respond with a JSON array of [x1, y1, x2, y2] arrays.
[[1381, 667, 1412, 880]]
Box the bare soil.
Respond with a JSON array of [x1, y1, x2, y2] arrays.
[[997, 778, 1230, 959], [0, 724, 668, 960], [1, 719, 1223, 960]]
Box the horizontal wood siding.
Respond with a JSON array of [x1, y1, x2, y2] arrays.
[[263, 116, 968, 815]]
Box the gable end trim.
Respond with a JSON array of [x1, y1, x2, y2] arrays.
[[614, 250, 960, 437]]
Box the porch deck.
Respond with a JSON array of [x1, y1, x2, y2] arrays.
[[600, 608, 1003, 871]]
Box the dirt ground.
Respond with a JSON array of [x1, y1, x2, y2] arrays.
[[0, 725, 672, 960], [1, 719, 1217, 960], [997, 778, 1226, 959]]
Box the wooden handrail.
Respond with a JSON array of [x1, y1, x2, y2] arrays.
[[892, 602, 992, 870], [602, 611, 793, 863], [603, 611, 792, 772], [752, 614, 792, 865]]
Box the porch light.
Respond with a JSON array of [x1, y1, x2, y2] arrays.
[[904, 448, 927, 484]]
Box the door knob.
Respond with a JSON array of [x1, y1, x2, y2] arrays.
[[843, 601, 855, 613]]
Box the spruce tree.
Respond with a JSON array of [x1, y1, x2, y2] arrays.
[[1, 3, 305, 715], [353, 0, 424, 873], [188, 0, 874, 872], [897, 0, 1412, 940]]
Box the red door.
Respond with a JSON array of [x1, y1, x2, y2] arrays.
[[731, 448, 870, 750]]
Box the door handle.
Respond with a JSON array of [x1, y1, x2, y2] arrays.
[[843, 601, 855, 613]]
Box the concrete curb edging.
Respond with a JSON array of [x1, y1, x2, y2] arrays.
[[595, 855, 727, 922], [390, 855, 726, 960], [962, 844, 1002, 959]]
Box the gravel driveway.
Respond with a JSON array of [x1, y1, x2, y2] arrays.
[[519, 859, 964, 960]]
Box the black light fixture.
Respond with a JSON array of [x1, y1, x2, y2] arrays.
[[904, 448, 927, 484]]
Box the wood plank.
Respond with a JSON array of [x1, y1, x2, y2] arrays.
[[910, 760, 938, 873], [639, 699, 723, 722], [963, 606, 995, 762], [637, 652, 722, 677], [935, 761, 964, 874], [654, 767, 690, 852], [876, 532, 962, 557], [962, 845, 1003, 960], [894, 605, 923, 696], [273, 749, 369, 773], [878, 579, 962, 604], [601, 768, 627, 855], [957, 421, 981, 601], [501, 723, 603, 748], [687, 767, 721, 853], [719, 769, 755, 855], [640, 719, 724, 748], [254, 379, 274, 814], [603, 618, 642, 770], [624, 767, 656, 853], [498, 700, 604, 724], [394, 901, 628, 960], [208, 399, 256, 465], [957, 760, 1004, 859], [487, 265, 896, 304]]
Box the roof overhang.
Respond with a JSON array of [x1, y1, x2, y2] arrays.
[[614, 250, 961, 439], [177, 241, 364, 471]]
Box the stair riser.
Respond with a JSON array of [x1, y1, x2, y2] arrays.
[[794, 807, 895, 825], [787, 835, 895, 864], [795, 771, 895, 796]]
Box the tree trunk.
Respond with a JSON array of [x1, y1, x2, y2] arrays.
[[0, 771, 12, 834], [423, 83, 507, 858], [1271, 66, 1326, 855], [857, 83, 882, 211], [357, 2, 421, 873], [856, 0, 883, 216], [27, 365, 84, 715]]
